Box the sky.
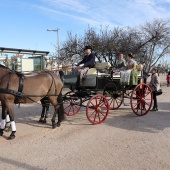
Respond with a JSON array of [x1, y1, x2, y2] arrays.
[[0, 0, 170, 55]]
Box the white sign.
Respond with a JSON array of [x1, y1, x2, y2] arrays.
[[21, 58, 34, 71]]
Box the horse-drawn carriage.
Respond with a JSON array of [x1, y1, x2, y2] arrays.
[[62, 62, 153, 124], [0, 61, 153, 139]]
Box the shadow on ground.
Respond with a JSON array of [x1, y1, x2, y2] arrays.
[[104, 102, 170, 133]]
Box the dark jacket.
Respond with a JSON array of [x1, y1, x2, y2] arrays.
[[78, 53, 95, 68]]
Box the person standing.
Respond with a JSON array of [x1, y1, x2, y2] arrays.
[[4, 55, 10, 68], [166, 71, 170, 87], [149, 68, 161, 111]]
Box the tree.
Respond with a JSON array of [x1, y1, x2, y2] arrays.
[[139, 19, 170, 72], [51, 18, 170, 73]]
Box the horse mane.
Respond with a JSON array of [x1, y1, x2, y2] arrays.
[[0, 64, 13, 73]]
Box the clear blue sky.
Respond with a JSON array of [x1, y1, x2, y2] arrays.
[[0, 0, 170, 54]]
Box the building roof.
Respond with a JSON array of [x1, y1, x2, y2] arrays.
[[0, 47, 49, 56]]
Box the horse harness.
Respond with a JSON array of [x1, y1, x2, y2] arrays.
[[0, 69, 59, 104]]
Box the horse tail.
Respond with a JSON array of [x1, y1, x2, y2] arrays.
[[57, 90, 65, 121]]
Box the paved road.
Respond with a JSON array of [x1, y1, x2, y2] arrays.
[[0, 75, 170, 170]]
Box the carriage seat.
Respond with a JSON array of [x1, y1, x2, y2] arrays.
[[136, 64, 143, 71], [87, 68, 97, 75], [84, 62, 111, 75], [81, 68, 97, 87], [82, 63, 111, 87], [95, 62, 111, 70]]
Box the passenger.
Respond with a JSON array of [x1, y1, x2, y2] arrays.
[[120, 53, 138, 85], [116, 53, 126, 70], [149, 68, 160, 111], [73, 45, 95, 86], [126, 53, 137, 70]]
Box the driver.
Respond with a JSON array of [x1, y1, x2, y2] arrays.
[[73, 45, 95, 86]]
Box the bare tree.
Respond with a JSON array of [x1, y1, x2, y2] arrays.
[[50, 18, 170, 73], [139, 19, 170, 72]]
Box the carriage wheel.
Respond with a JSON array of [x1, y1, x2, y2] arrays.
[[86, 94, 109, 124], [103, 83, 124, 110], [131, 83, 153, 116], [63, 91, 82, 116]]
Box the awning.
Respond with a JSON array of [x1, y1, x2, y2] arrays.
[[0, 47, 49, 56]]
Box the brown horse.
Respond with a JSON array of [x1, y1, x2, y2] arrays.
[[0, 64, 64, 140]]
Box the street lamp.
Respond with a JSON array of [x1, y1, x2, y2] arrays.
[[47, 28, 60, 58]]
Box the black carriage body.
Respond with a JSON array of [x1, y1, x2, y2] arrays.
[[62, 72, 111, 124], [63, 70, 143, 94], [62, 68, 152, 124], [63, 73, 112, 90]]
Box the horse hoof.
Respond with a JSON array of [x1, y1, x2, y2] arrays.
[[39, 118, 43, 123], [39, 119, 46, 124], [7, 135, 15, 140], [42, 120, 47, 123], [0, 129, 4, 136], [57, 122, 61, 127], [51, 120, 56, 129], [52, 124, 56, 129], [52, 122, 60, 128]]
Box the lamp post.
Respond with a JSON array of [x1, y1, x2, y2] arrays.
[[47, 28, 60, 58]]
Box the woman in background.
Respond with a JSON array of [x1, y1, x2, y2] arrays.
[[149, 68, 160, 111], [126, 53, 137, 70], [166, 71, 170, 87], [116, 53, 126, 70]]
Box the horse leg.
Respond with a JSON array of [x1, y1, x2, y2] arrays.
[[39, 97, 50, 123], [43, 98, 50, 123], [6, 103, 16, 140], [44, 104, 49, 121], [39, 104, 46, 123], [51, 92, 64, 128], [51, 107, 60, 128], [5, 112, 11, 132], [57, 92, 64, 127], [0, 104, 7, 136]]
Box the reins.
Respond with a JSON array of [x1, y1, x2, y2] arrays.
[[44, 71, 57, 95]]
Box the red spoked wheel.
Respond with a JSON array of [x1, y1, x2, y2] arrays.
[[86, 94, 110, 124], [63, 91, 82, 116], [131, 83, 153, 116], [103, 83, 124, 110]]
